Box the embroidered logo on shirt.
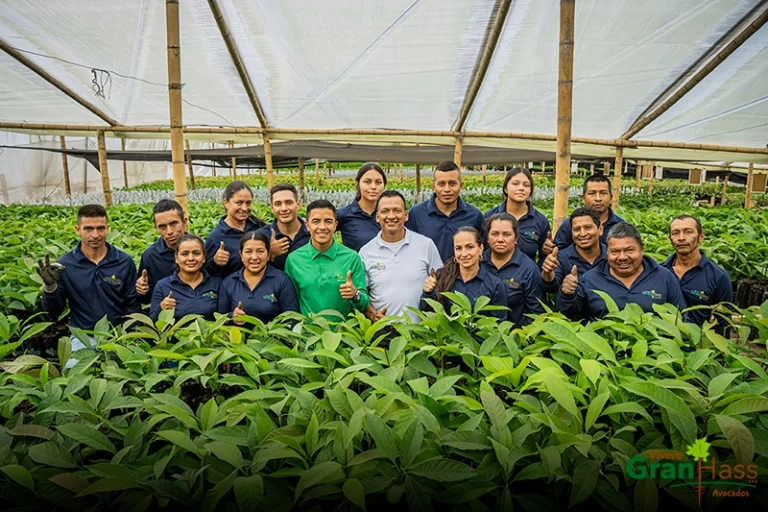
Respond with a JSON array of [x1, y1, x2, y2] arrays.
[[642, 289, 662, 300], [103, 275, 122, 286], [522, 231, 539, 242], [201, 291, 218, 300], [371, 262, 387, 272], [505, 278, 521, 289], [263, 293, 278, 303], [688, 289, 710, 301]]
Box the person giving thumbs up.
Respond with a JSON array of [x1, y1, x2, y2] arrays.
[[560, 265, 579, 295], [339, 270, 359, 300]]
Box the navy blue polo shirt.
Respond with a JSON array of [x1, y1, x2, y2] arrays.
[[205, 216, 266, 277], [481, 248, 544, 327], [406, 195, 484, 262], [218, 266, 300, 323], [256, 219, 311, 271], [542, 243, 607, 294], [661, 252, 732, 329], [149, 271, 222, 321], [42, 243, 140, 330], [484, 201, 550, 264], [421, 264, 508, 321], [337, 201, 380, 252], [138, 236, 177, 304], [556, 256, 686, 321], [554, 209, 624, 249]]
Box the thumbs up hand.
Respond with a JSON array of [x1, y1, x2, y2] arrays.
[[160, 290, 176, 310], [542, 230, 556, 255], [269, 229, 291, 260], [365, 304, 388, 321], [339, 270, 358, 300], [541, 246, 559, 282], [561, 265, 579, 295], [136, 269, 149, 295], [214, 241, 230, 266], [233, 300, 246, 326], [423, 268, 438, 294]]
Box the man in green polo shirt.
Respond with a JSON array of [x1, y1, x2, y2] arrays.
[[285, 199, 369, 317]]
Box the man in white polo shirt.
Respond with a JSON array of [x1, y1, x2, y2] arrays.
[[360, 190, 443, 322]]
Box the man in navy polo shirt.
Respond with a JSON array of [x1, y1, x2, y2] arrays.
[[542, 207, 607, 294], [554, 175, 624, 249], [557, 222, 685, 321], [257, 184, 310, 271], [136, 199, 187, 303], [405, 160, 484, 262], [661, 214, 732, 332]]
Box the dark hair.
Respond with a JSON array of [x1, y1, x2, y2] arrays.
[[607, 222, 643, 248], [306, 199, 337, 219], [502, 167, 534, 200], [153, 199, 184, 222], [434, 227, 483, 308], [483, 212, 519, 240], [270, 183, 298, 202], [570, 206, 601, 228], [354, 163, 387, 201], [669, 214, 702, 236], [174, 233, 206, 256], [376, 190, 406, 210], [239, 230, 270, 253], [224, 180, 253, 201], [435, 160, 460, 175], [582, 175, 612, 196], [77, 204, 108, 223]]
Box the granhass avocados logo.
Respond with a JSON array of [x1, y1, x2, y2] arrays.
[[627, 439, 758, 505]]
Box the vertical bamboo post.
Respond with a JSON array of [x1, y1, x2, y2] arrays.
[[482, 164, 487, 188], [589, 163, 594, 176], [715, 176, 720, 185], [541, 161, 546, 173], [315, 158, 320, 187], [184, 139, 196, 190], [59, 136, 71, 196], [0, 174, 8, 205], [553, 0, 575, 233], [612, 147, 623, 210], [635, 160, 642, 190], [720, 174, 729, 205], [745, 162, 754, 208], [211, 142, 217, 177], [120, 138, 129, 188], [298, 157, 305, 203], [83, 136, 89, 193], [96, 131, 113, 206], [229, 141, 237, 178], [454, 136, 464, 167], [263, 133, 274, 190], [165, 0, 189, 215], [399, 163, 404, 182], [323, 160, 328, 178], [603, 161, 610, 176], [415, 163, 421, 198]]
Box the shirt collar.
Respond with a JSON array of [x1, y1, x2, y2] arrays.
[[350, 200, 376, 218], [73, 242, 118, 264], [307, 239, 340, 260], [375, 228, 411, 248], [170, 270, 212, 286], [569, 243, 607, 263], [496, 200, 536, 219], [218, 216, 263, 234], [426, 194, 468, 215], [481, 248, 523, 271], [663, 250, 710, 270], [270, 218, 310, 238], [154, 236, 174, 253], [234, 266, 276, 285]]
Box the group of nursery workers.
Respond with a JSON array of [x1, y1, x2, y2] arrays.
[[38, 161, 733, 364]]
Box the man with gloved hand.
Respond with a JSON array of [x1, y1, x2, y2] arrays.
[[40, 204, 140, 368], [137, 199, 188, 303]]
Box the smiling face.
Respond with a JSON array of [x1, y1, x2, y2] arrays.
[[154, 210, 187, 250], [175, 239, 205, 274], [223, 189, 253, 223], [571, 215, 602, 250], [307, 208, 338, 248], [358, 170, 385, 204], [75, 216, 108, 250], [607, 236, 644, 278], [487, 219, 516, 256], [583, 180, 611, 214], [669, 217, 703, 257], [270, 190, 300, 225], [376, 195, 407, 239], [453, 231, 483, 270], [241, 239, 269, 276], [433, 170, 462, 207], [505, 173, 532, 203]]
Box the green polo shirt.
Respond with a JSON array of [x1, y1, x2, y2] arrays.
[[284, 240, 369, 317]]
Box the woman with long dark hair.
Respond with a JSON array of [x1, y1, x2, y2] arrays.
[[481, 213, 544, 327], [484, 168, 551, 263], [205, 180, 267, 277], [150, 234, 222, 321], [421, 227, 507, 320], [337, 162, 387, 251]]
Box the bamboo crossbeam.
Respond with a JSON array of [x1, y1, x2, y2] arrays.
[[0, 39, 119, 126], [165, 0, 189, 215], [185, 139, 196, 190], [96, 131, 112, 206], [120, 138, 128, 188], [554, 0, 575, 234], [59, 136, 71, 196], [612, 147, 623, 209], [264, 133, 274, 189]]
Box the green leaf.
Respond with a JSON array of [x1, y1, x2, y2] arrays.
[[305, 412, 319, 456], [633, 478, 658, 512], [570, 460, 600, 507], [440, 430, 492, 451], [205, 441, 244, 468], [399, 419, 423, 468], [343, 478, 366, 509], [28, 442, 78, 468], [278, 358, 322, 369], [364, 414, 398, 462], [579, 359, 602, 386], [8, 424, 55, 440], [1, 464, 34, 491], [622, 381, 697, 444], [77, 478, 143, 496], [87, 463, 140, 481], [322, 331, 342, 352], [147, 349, 188, 360], [541, 369, 580, 419], [156, 430, 199, 455], [295, 461, 345, 500], [716, 415, 755, 466], [721, 397, 768, 416], [234, 475, 263, 509], [585, 392, 610, 432], [410, 458, 476, 482], [481, 390, 508, 432], [593, 290, 619, 314], [576, 332, 617, 364], [57, 423, 116, 454], [201, 469, 237, 512], [601, 402, 654, 424], [708, 372, 740, 397]]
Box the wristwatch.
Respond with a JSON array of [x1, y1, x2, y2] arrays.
[[353, 290, 361, 302]]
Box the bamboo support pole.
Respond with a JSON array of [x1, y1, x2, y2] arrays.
[[120, 138, 129, 188], [603, 161, 610, 176], [315, 158, 320, 187], [720, 175, 729, 205], [96, 131, 112, 206], [59, 136, 71, 196], [298, 158, 305, 202], [454, 136, 464, 167], [553, 0, 575, 234], [612, 147, 623, 210], [745, 162, 754, 208], [83, 137, 89, 193], [0, 174, 8, 205], [589, 163, 594, 176], [185, 139, 195, 190], [264, 133, 274, 189], [229, 141, 237, 178], [541, 161, 546, 173], [165, 0, 189, 215], [482, 164, 488, 188], [211, 142, 217, 177], [415, 163, 421, 198], [635, 160, 642, 189]]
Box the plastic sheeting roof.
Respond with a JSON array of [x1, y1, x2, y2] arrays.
[[0, 0, 767, 158]]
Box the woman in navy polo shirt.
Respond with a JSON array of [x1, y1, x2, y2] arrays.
[[337, 163, 387, 252], [421, 227, 507, 320], [205, 181, 267, 277], [484, 168, 550, 264], [481, 213, 544, 327], [150, 234, 222, 321], [219, 231, 299, 324]]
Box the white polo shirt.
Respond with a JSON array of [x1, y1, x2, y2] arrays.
[[359, 229, 443, 321]]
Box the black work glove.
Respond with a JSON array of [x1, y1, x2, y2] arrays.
[[36, 254, 66, 292]]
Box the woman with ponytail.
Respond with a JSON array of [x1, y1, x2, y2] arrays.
[[337, 163, 387, 251], [420, 227, 507, 320]]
